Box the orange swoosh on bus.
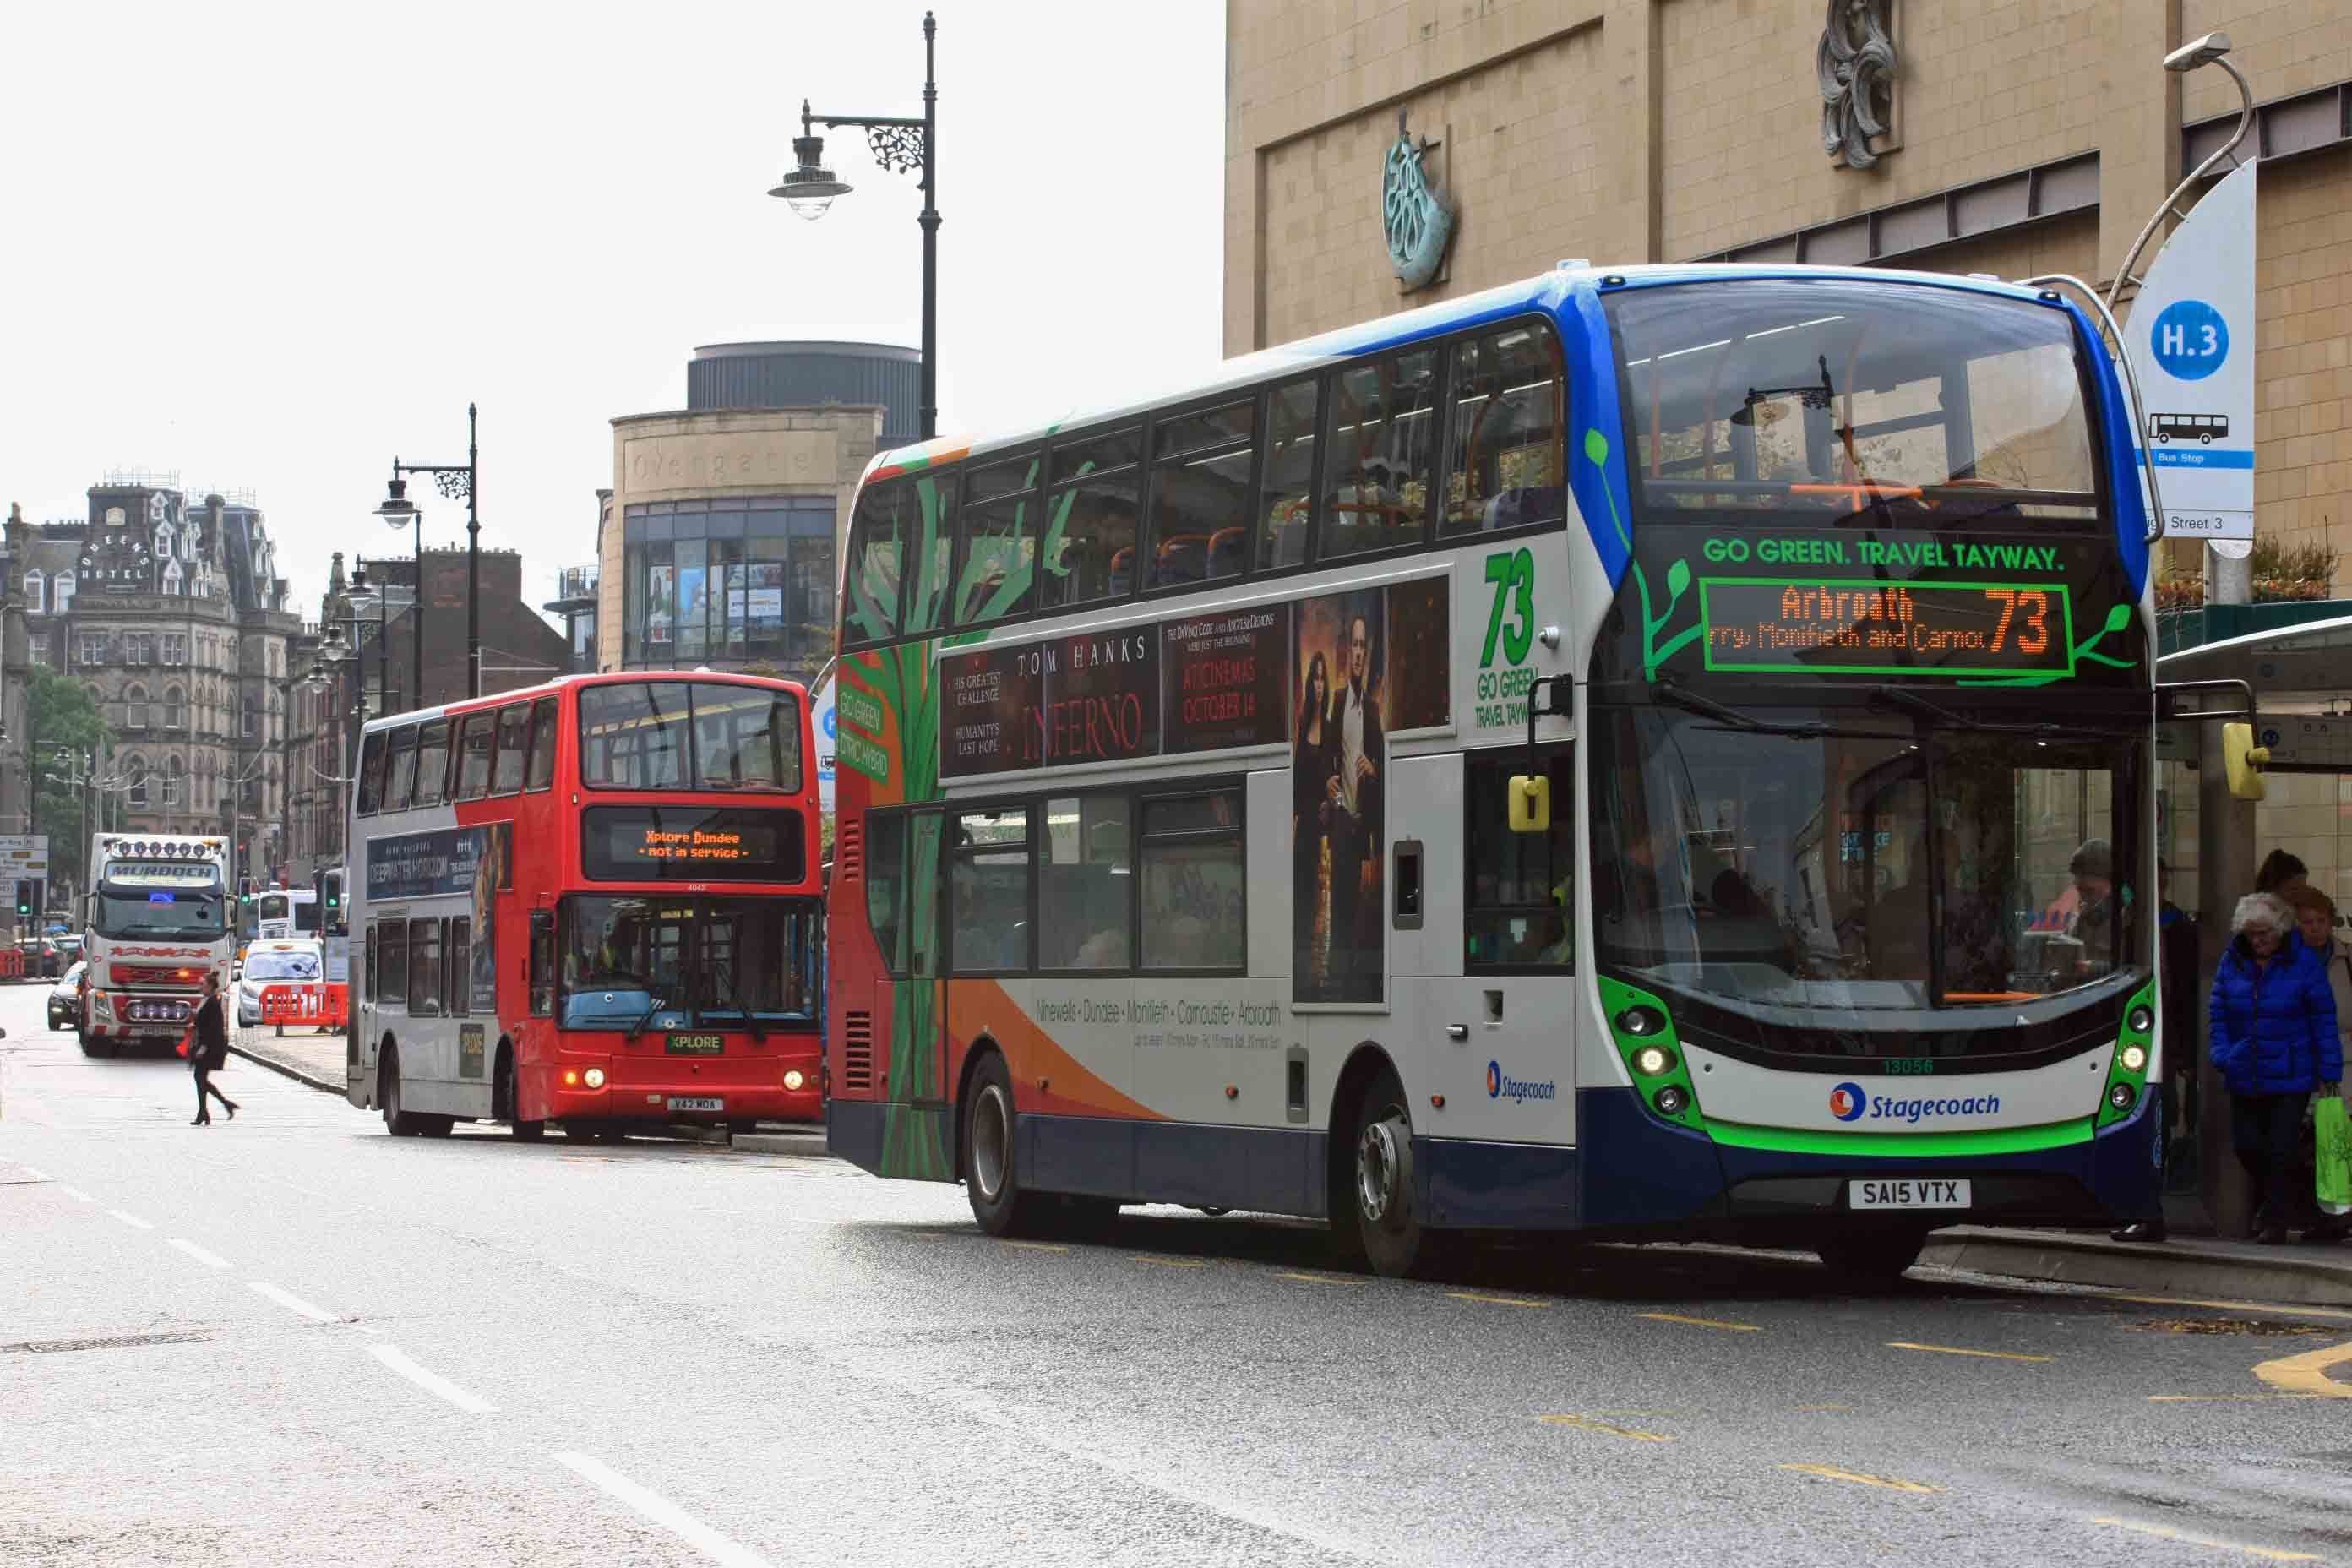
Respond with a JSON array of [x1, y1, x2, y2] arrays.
[[948, 980, 1162, 1122]]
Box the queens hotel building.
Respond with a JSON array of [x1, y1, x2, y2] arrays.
[[576, 340, 918, 681], [1224, 0, 2351, 912]]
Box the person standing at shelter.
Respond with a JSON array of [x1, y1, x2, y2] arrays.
[[2287, 885, 2352, 1244], [2257, 849, 2309, 898], [2208, 893, 2340, 1244]]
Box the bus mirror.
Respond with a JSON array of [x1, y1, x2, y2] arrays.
[[2223, 721, 2269, 801], [1508, 776, 1550, 834]]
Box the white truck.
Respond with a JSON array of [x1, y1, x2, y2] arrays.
[[79, 834, 233, 1057]]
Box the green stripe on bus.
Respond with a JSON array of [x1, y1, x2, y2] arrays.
[[1707, 1118, 2093, 1157]]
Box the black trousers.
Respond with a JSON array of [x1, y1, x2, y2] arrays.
[[193, 1061, 235, 1117], [2230, 1090, 2308, 1230]]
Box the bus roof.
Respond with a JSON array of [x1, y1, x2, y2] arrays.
[[861, 261, 2063, 487], [355, 668, 812, 737]]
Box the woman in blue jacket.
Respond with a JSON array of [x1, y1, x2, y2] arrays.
[[2209, 892, 2343, 1243]]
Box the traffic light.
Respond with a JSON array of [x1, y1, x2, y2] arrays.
[[13, 881, 29, 918], [238, 875, 254, 906]]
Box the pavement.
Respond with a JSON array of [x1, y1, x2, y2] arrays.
[[8, 983, 2352, 1565]]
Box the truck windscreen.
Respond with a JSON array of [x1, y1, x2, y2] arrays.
[[95, 885, 229, 939]]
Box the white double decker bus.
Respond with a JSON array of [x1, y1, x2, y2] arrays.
[[79, 833, 234, 1057], [826, 264, 2187, 1280]]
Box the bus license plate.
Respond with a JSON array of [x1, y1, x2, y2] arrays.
[[1849, 1179, 1969, 1210], [666, 1033, 724, 1056], [667, 1097, 725, 1113]]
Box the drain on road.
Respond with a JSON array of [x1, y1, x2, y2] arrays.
[[2130, 1317, 2331, 1337], [3, 1329, 214, 1354]]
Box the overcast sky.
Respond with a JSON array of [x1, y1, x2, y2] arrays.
[[0, 1, 1227, 621]]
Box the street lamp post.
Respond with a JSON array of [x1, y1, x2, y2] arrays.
[[349, 558, 399, 716], [773, 11, 939, 441], [377, 404, 482, 700]]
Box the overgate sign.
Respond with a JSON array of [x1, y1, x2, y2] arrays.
[[0, 835, 52, 877]]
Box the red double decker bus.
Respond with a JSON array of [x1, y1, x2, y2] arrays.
[[342, 672, 823, 1140]]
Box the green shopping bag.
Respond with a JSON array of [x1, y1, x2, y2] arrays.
[[2318, 1096, 2352, 1217]]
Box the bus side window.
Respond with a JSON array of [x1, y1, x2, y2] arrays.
[[356, 732, 389, 816], [528, 911, 556, 1017], [379, 919, 409, 1006], [1465, 751, 1576, 969], [365, 923, 378, 1002], [1256, 378, 1320, 573], [383, 727, 419, 813], [455, 714, 495, 801], [413, 721, 452, 809], [492, 705, 530, 795], [525, 698, 559, 792], [447, 917, 471, 1017], [408, 918, 444, 1016], [866, 811, 907, 977]]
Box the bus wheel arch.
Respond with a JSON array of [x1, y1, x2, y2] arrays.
[[494, 1038, 544, 1139], [952, 1035, 1004, 1190], [1326, 1043, 1449, 1278]]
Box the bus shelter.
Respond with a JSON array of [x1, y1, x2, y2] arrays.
[[2157, 612, 2352, 1234]]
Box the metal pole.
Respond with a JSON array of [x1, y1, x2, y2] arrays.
[[466, 403, 482, 699], [917, 13, 939, 443], [411, 509, 425, 709]]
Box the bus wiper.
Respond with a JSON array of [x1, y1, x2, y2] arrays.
[[1868, 685, 2068, 736], [623, 994, 667, 1043], [1653, 680, 1833, 738], [713, 962, 767, 1043]]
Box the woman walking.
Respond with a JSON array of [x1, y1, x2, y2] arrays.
[[2208, 893, 2340, 1242], [190, 971, 237, 1126], [2288, 885, 2352, 1243]]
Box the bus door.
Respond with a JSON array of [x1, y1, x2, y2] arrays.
[[1421, 748, 1582, 1162]]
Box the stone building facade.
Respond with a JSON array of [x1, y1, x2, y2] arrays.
[[2, 480, 299, 889], [1224, 0, 2350, 585], [282, 547, 573, 888], [588, 341, 921, 681]]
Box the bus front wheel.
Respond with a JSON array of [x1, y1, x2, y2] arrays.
[[1336, 1064, 1455, 1279], [1816, 1226, 1930, 1285]]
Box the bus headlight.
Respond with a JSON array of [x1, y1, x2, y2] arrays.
[[783, 1070, 806, 1092], [1632, 1045, 1675, 1078], [584, 1068, 607, 1090], [2127, 1005, 2153, 1035], [2107, 1082, 2137, 1113], [1615, 1005, 1667, 1037], [2121, 1044, 2148, 1073]]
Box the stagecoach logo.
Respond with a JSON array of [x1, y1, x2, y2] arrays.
[[1383, 111, 1454, 292], [1830, 1081, 1867, 1121], [1487, 1060, 1557, 1105]]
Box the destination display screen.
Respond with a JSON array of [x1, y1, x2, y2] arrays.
[[582, 806, 805, 884], [1698, 579, 2076, 678]]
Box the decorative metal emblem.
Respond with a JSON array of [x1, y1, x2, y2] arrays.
[[1817, 0, 1898, 171], [1383, 111, 1454, 292]]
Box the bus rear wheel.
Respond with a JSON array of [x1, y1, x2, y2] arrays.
[[1335, 1064, 1454, 1279], [379, 1048, 433, 1138], [496, 1054, 543, 1140], [963, 1052, 1045, 1237], [1816, 1226, 1930, 1285]]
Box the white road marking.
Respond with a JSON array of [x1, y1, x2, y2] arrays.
[[59, 1185, 94, 1202], [369, 1344, 496, 1413], [248, 1281, 336, 1323], [553, 1451, 772, 1568], [106, 1209, 155, 1230], [168, 1239, 232, 1269]]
